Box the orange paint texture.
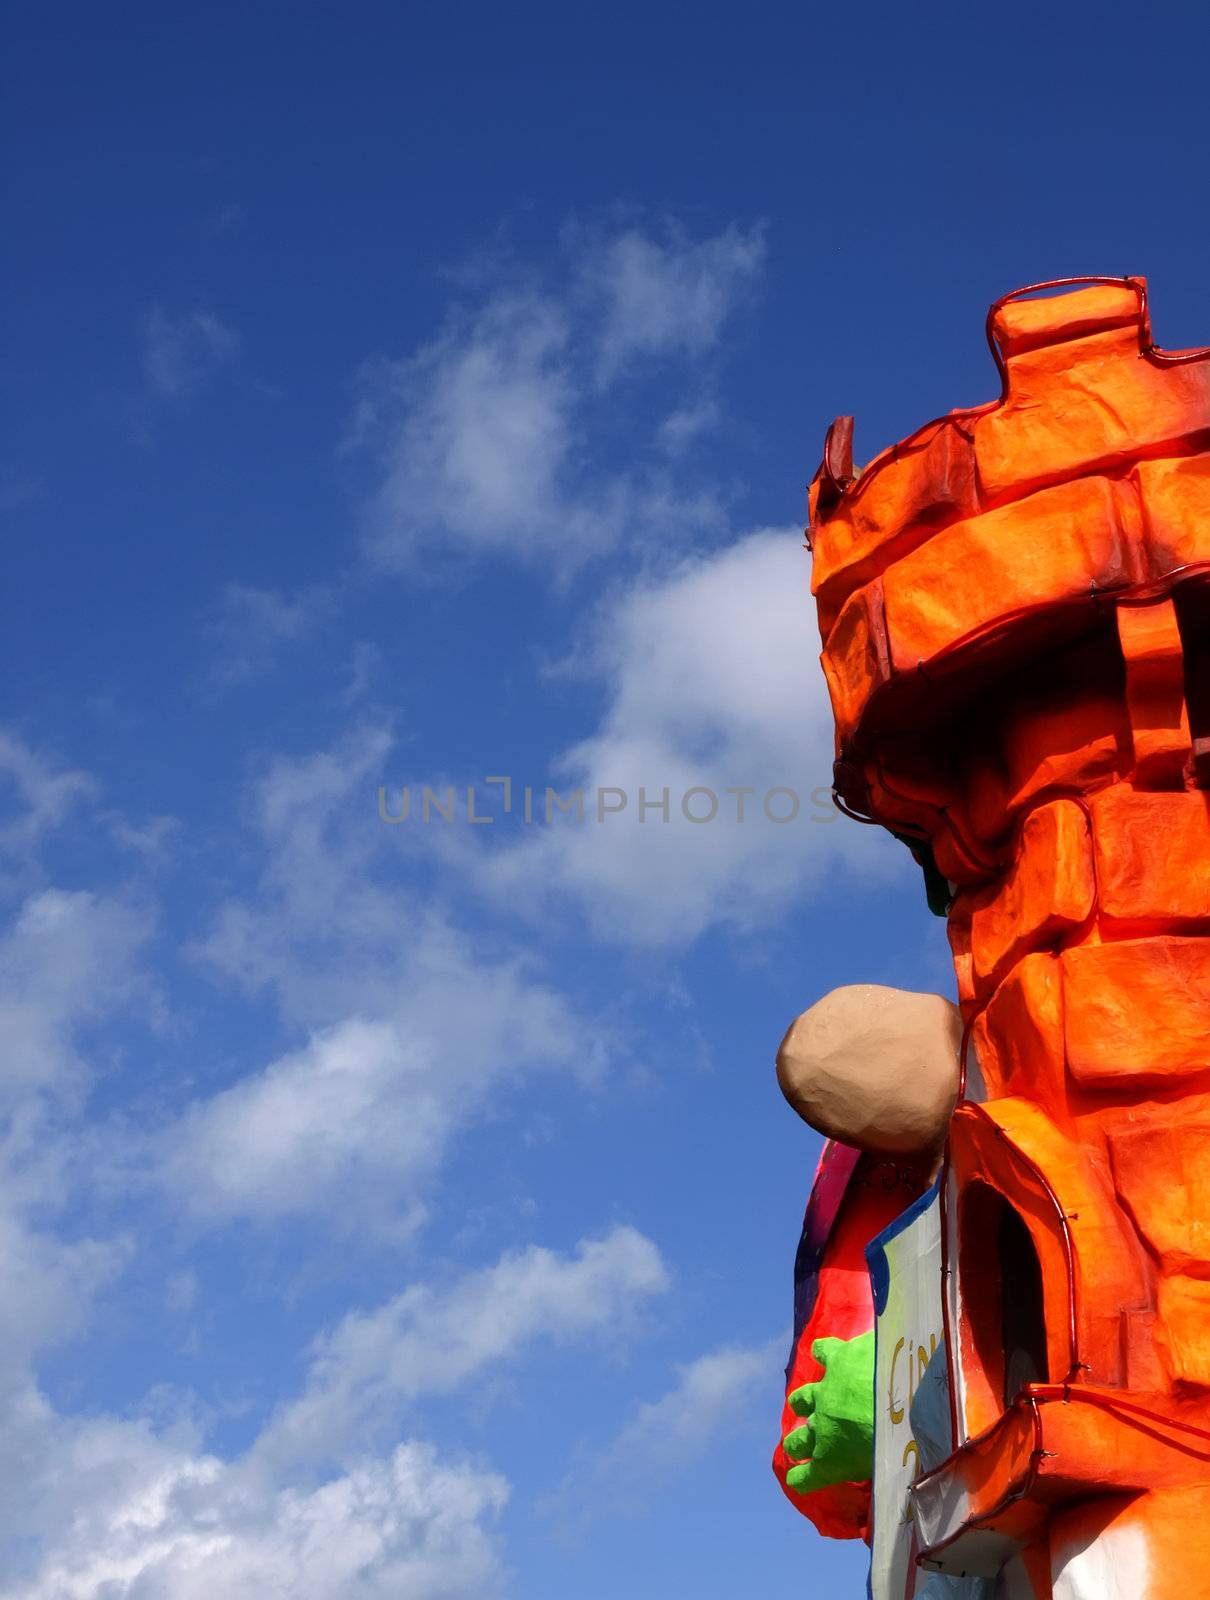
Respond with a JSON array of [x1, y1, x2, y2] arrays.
[[808, 278, 1210, 1592]]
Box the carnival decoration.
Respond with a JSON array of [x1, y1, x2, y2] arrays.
[[776, 278, 1210, 1599]]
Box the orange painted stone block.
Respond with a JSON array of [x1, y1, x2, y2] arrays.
[[1117, 600, 1192, 784], [1108, 1118, 1210, 1276], [990, 283, 1142, 358], [881, 476, 1137, 674], [1155, 1275, 1210, 1388], [1091, 786, 1210, 930], [1062, 937, 1210, 1085], [818, 577, 890, 740], [1137, 451, 1210, 576], [811, 416, 980, 635], [971, 951, 1065, 1103], [969, 801, 1094, 992], [975, 321, 1210, 499]]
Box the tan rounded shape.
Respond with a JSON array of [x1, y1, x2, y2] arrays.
[[776, 984, 962, 1155]]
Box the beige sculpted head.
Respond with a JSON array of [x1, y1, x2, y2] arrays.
[[776, 983, 962, 1158]]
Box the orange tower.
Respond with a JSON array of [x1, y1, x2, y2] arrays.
[[808, 277, 1210, 1596]]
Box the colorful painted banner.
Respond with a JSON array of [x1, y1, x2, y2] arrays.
[[865, 1179, 945, 1600]]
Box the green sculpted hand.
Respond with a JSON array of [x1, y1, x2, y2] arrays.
[[783, 1330, 876, 1494]]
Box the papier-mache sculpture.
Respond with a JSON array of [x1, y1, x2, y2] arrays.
[[775, 277, 1210, 1599]]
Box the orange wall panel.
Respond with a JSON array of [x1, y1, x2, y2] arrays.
[[1091, 787, 1210, 931], [1062, 938, 1210, 1085], [881, 477, 1134, 673], [969, 800, 1094, 993]]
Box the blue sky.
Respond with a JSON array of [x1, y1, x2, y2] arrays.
[[2, 4, 1207, 1595]]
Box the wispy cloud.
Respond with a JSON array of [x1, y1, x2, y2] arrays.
[[206, 582, 335, 686], [0, 720, 663, 1594], [0, 1214, 127, 1382], [355, 290, 608, 571], [352, 218, 761, 575], [0, 887, 152, 1104], [255, 1226, 669, 1470], [0, 879, 151, 1379], [140, 308, 239, 399], [583, 222, 765, 380], [477, 529, 896, 945], [2, 1419, 509, 1600], [157, 1018, 440, 1233], [3, 1229, 666, 1598], [0, 732, 97, 873], [176, 726, 590, 1232], [0, 203, 861, 1600], [156, 952, 581, 1236], [547, 1335, 783, 1532], [0, 740, 153, 1410], [657, 398, 722, 455]]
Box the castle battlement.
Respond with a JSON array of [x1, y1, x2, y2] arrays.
[[807, 278, 1210, 885]]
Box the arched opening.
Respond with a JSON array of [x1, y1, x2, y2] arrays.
[[959, 1182, 1050, 1413], [998, 1200, 1047, 1403]]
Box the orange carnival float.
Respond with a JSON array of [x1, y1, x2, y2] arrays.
[[805, 277, 1210, 1597]]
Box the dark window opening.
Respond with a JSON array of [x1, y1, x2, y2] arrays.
[[960, 1183, 1050, 1414], [1174, 582, 1210, 788], [998, 1202, 1047, 1404]]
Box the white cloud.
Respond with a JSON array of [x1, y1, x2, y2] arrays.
[[1, 1416, 508, 1600], [548, 1336, 783, 1531], [358, 290, 613, 570], [254, 1225, 668, 1471], [0, 735, 179, 1394], [158, 1007, 512, 1236], [657, 398, 722, 455], [140, 308, 239, 399], [590, 1337, 781, 1473], [2, 1229, 665, 1598], [0, 729, 176, 889], [479, 529, 898, 945], [187, 721, 585, 1032], [159, 1019, 438, 1229], [207, 583, 335, 685], [0, 739, 151, 1386], [340, 641, 382, 704], [0, 882, 149, 1380], [0, 888, 152, 1105], [585, 223, 765, 379], [353, 220, 758, 572], [0, 733, 96, 870], [175, 726, 586, 1230], [0, 1215, 126, 1381], [161, 967, 578, 1230], [190, 723, 401, 1013]]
